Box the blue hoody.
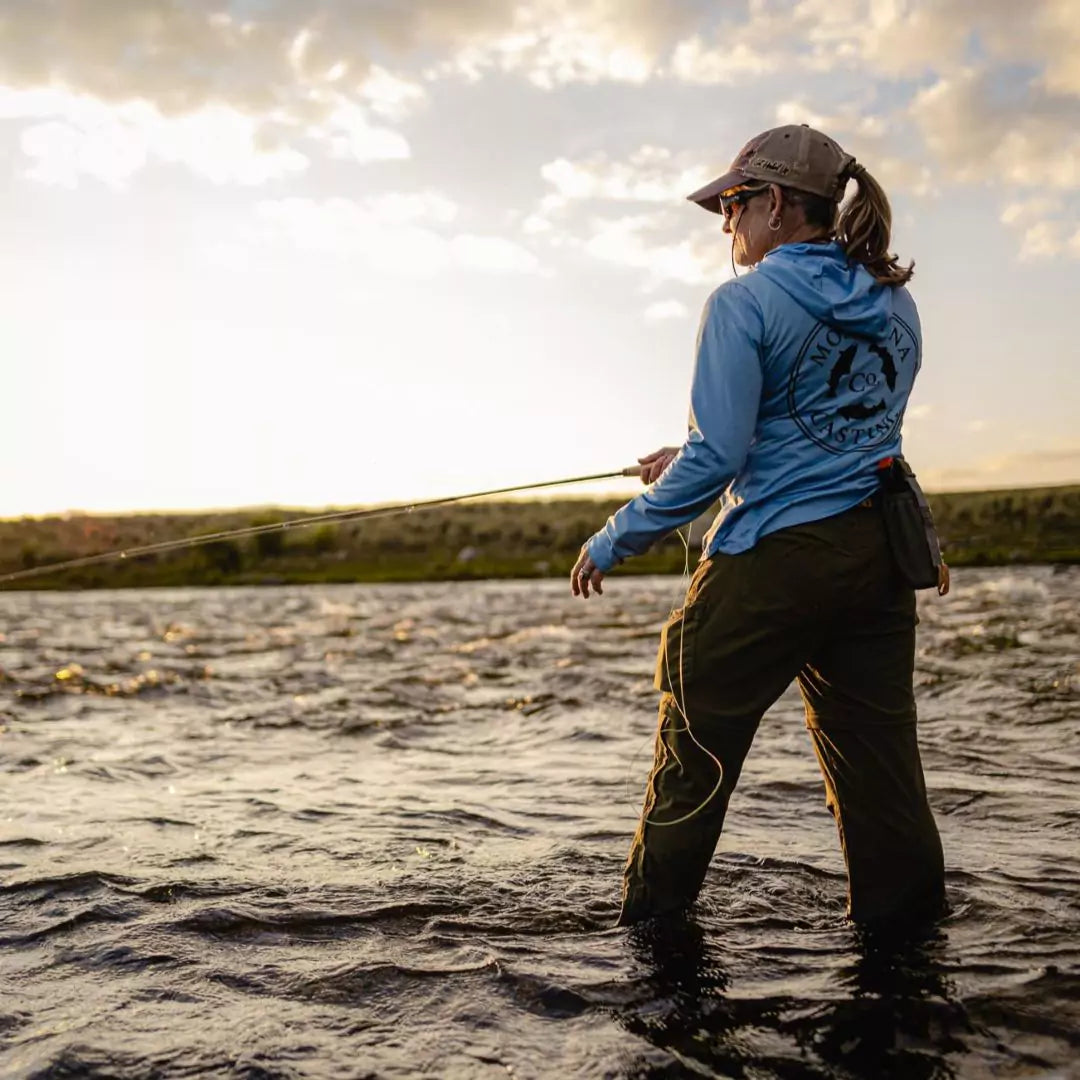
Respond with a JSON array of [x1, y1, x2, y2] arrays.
[[586, 241, 922, 571]]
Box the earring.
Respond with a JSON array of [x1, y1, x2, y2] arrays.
[[768, 216, 782, 231]]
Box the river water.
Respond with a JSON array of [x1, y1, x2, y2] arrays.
[[0, 568, 1077, 1079]]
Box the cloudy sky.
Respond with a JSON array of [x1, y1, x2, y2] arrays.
[[1, 0, 1078, 515]]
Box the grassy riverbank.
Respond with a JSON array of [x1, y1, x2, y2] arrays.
[[2, 484, 1077, 590]]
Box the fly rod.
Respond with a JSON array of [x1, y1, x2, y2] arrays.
[[0, 466, 644, 586]]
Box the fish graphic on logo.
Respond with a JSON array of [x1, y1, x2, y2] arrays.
[[786, 316, 919, 453]]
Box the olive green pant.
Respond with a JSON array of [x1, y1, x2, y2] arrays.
[[620, 504, 945, 927]]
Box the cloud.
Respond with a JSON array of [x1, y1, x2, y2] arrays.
[[999, 196, 1063, 225], [793, 0, 974, 76], [643, 300, 690, 321], [309, 100, 411, 164], [3, 0, 1077, 219], [778, 0, 1080, 93], [924, 70, 1080, 260], [256, 195, 540, 276], [0, 0, 709, 117], [998, 194, 1080, 260], [442, 24, 656, 89], [1038, 0, 1080, 95], [0, 0, 509, 113], [357, 67, 428, 121], [910, 67, 1080, 191], [1015, 219, 1080, 260], [580, 212, 728, 287], [0, 79, 415, 187], [540, 146, 709, 205], [437, 0, 705, 87], [0, 1, 479, 185], [904, 403, 935, 423], [5, 1, 1078, 109], [493, 30, 655, 89], [455, 0, 1080, 101], [1017, 221, 1068, 260], [2, 89, 311, 187], [528, 146, 728, 286], [668, 37, 778, 84], [658, 6, 1080, 206]]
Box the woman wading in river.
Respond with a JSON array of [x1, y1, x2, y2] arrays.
[[571, 124, 946, 928]]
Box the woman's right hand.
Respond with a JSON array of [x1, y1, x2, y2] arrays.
[[937, 562, 951, 597], [637, 447, 680, 485]]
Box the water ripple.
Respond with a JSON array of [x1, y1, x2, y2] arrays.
[[0, 568, 1077, 1077]]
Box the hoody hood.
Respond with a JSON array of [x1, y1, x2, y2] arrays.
[[755, 241, 893, 338]]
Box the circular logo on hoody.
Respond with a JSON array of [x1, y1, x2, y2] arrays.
[[786, 315, 919, 453]]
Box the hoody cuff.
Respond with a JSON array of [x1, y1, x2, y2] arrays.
[[586, 532, 620, 573]]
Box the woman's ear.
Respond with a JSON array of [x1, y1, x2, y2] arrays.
[[769, 183, 784, 217]]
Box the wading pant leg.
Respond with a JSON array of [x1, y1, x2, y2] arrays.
[[798, 592, 945, 925], [619, 691, 759, 925], [619, 550, 815, 926]]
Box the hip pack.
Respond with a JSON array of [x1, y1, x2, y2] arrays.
[[877, 457, 943, 590]]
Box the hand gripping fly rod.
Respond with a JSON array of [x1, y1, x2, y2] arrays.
[[0, 466, 644, 587]]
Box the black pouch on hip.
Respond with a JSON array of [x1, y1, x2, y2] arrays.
[[877, 457, 943, 590]]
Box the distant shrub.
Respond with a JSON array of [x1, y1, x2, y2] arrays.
[[254, 528, 286, 559], [200, 540, 244, 575], [3, 486, 1077, 590], [309, 524, 338, 553], [246, 515, 287, 559]]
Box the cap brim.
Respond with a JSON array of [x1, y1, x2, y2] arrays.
[[685, 169, 749, 214]]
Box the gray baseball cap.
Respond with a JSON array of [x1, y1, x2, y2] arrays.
[[687, 124, 857, 213]]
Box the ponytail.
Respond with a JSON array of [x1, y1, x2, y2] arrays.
[[837, 165, 914, 286]]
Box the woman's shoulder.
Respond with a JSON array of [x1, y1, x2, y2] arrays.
[[702, 277, 768, 335], [705, 274, 767, 312], [890, 283, 921, 333]]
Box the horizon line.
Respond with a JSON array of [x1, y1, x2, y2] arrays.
[[3, 478, 1078, 522]]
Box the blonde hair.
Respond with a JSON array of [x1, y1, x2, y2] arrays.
[[836, 165, 914, 286], [785, 165, 914, 287]]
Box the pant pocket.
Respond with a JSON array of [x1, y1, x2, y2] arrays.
[[654, 602, 704, 693]]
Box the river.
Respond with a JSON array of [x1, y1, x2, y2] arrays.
[[1, 568, 1077, 1078]]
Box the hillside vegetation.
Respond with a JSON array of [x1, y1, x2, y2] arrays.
[[1, 485, 1076, 590]]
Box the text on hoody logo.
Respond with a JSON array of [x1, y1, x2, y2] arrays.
[[786, 314, 918, 453]]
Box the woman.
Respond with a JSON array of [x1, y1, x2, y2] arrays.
[[570, 124, 946, 928]]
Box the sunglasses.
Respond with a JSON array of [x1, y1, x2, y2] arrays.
[[718, 183, 771, 219]]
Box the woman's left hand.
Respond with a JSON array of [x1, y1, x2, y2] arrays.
[[570, 546, 605, 599]]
